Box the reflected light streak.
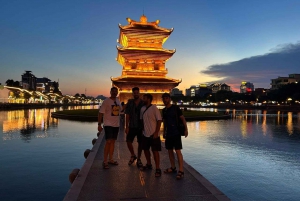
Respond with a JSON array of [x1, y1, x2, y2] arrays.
[[286, 112, 293, 135]]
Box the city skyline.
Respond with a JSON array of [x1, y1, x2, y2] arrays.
[[1, 0, 300, 97]]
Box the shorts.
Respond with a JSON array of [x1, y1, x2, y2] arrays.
[[104, 126, 119, 140], [165, 135, 182, 150], [141, 135, 161, 151], [126, 127, 143, 143]]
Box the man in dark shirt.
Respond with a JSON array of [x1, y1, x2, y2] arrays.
[[125, 87, 144, 167], [162, 93, 188, 179]]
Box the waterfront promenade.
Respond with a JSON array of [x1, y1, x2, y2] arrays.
[[63, 127, 230, 201]]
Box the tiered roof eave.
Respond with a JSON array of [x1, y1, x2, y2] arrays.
[[118, 23, 174, 47], [111, 76, 182, 84], [116, 46, 176, 66]]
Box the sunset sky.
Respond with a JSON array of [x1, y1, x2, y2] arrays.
[[1, 0, 300, 97]]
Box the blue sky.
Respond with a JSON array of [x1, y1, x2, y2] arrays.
[[1, 0, 300, 96]]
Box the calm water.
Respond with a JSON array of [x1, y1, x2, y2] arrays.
[[0, 107, 300, 201]]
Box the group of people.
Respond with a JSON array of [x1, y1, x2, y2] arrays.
[[97, 87, 188, 179]]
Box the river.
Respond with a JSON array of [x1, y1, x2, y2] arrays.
[[0, 107, 299, 201]]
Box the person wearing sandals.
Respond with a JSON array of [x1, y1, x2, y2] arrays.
[[140, 94, 162, 177], [162, 93, 188, 179], [98, 87, 122, 169], [125, 87, 144, 167]]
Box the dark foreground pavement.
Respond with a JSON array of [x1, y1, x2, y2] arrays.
[[63, 127, 230, 201]]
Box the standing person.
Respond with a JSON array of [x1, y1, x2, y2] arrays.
[[161, 93, 188, 179], [98, 87, 122, 169], [140, 93, 162, 177], [125, 87, 144, 167]]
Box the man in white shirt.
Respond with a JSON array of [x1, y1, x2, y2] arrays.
[[98, 87, 122, 169], [140, 93, 162, 177]]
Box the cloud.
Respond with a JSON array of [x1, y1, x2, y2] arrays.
[[201, 42, 300, 91]]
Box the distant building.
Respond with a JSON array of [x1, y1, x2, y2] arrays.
[[36, 77, 59, 93], [171, 88, 183, 96], [271, 74, 300, 90], [240, 81, 254, 93], [208, 83, 231, 93], [21, 71, 36, 90], [185, 84, 212, 97]]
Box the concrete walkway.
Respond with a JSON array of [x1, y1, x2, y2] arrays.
[[63, 127, 230, 201]]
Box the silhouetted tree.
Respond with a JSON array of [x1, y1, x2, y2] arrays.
[[6, 79, 14, 86]]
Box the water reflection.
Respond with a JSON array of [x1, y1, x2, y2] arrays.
[[1, 105, 98, 142], [2, 109, 58, 142]]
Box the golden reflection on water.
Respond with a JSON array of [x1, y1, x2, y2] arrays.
[[287, 112, 293, 135], [2, 109, 59, 141], [0, 105, 107, 141], [262, 110, 267, 135]]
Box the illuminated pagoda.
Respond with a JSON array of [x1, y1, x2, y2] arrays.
[[111, 15, 181, 104]]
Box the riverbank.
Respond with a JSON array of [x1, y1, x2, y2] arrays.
[[181, 104, 300, 112], [0, 103, 98, 110], [51, 109, 231, 121]]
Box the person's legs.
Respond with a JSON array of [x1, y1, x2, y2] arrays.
[[144, 150, 151, 165], [126, 141, 135, 156], [175, 150, 184, 172], [151, 137, 161, 177], [126, 129, 136, 164], [152, 151, 160, 169], [108, 140, 116, 161], [103, 140, 112, 163], [168, 150, 176, 168], [140, 135, 152, 169], [136, 130, 143, 166], [165, 137, 176, 168], [107, 127, 119, 165], [173, 135, 184, 179]]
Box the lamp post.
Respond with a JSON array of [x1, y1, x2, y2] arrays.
[[287, 98, 292, 106]]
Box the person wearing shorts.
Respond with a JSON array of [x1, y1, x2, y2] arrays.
[[140, 94, 162, 177], [162, 93, 188, 179], [125, 87, 144, 167], [98, 87, 122, 169]]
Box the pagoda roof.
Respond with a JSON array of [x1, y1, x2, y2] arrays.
[[119, 24, 173, 39], [118, 15, 173, 46], [111, 76, 181, 84], [117, 47, 175, 65]]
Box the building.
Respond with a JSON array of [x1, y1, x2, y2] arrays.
[[111, 15, 181, 104], [185, 84, 212, 97], [240, 81, 254, 93], [271, 74, 300, 90], [36, 77, 60, 93], [21, 71, 36, 90], [171, 88, 183, 96], [208, 83, 231, 93]]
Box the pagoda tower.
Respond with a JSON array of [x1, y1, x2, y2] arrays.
[[111, 15, 181, 105]]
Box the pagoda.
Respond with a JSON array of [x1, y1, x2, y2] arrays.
[[111, 15, 181, 105]]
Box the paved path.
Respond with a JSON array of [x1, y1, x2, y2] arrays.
[[63, 127, 230, 201]]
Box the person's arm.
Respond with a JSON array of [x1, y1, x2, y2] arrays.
[[124, 101, 130, 134], [153, 120, 162, 138], [179, 115, 188, 138], [125, 114, 130, 134], [98, 112, 104, 132], [98, 100, 106, 132], [153, 107, 162, 138]]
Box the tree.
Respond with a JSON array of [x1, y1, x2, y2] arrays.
[[13, 81, 20, 87], [6, 79, 14, 86]]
